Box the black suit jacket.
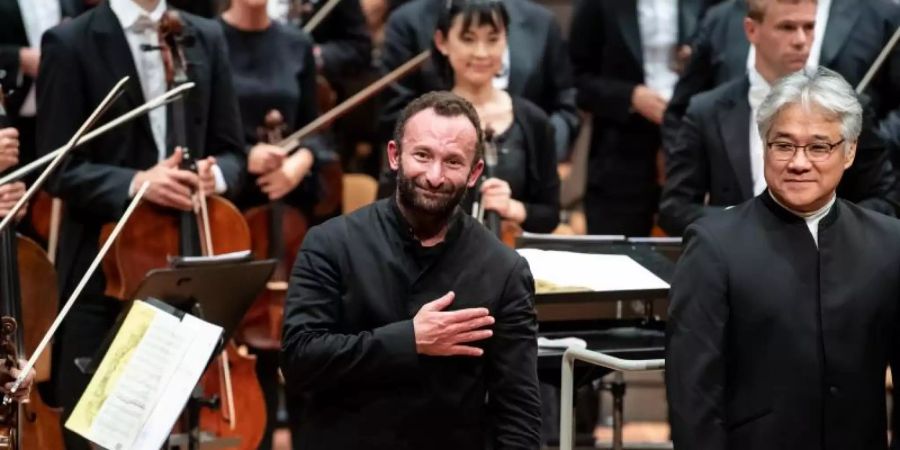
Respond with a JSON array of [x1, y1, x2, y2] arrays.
[[569, 0, 701, 214], [379, 0, 578, 158], [36, 3, 245, 297], [661, 0, 900, 151], [667, 193, 900, 450], [281, 198, 541, 450], [659, 76, 896, 235], [0, 0, 80, 115]]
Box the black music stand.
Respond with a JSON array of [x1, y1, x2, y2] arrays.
[[133, 259, 276, 450]]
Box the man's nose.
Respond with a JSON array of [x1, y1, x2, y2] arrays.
[[787, 147, 813, 172], [425, 162, 445, 187]]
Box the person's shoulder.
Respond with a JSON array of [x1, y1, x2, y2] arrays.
[[702, 0, 744, 27], [273, 21, 315, 47], [45, 6, 96, 42], [458, 216, 524, 269], [686, 76, 747, 114], [180, 10, 227, 42], [837, 199, 900, 237], [687, 197, 757, 241], [512, 96, 550, 123], [388, 0, 434, 23]]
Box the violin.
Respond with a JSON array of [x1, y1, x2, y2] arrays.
[[475, 128, 520, 247], [0, 88, 64, 450], [237, 110, 308, 350], [96, 12, 266, 449]]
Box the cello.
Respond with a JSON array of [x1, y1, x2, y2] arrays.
[[0, 88, 64, 450], [237, 110, 308, 350], [96, 12, 266, 449]]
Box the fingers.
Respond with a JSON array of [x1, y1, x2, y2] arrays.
[[442, 307, 490, 324], [420, 291, 455, 312], [162, 147, 184, 168], [451, 329, 493, 345], [445, 344, 485, 357]]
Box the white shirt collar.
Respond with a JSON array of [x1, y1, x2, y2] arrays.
[[109, 0, 167, 30], [767, 190, 836, 248], [747, 64, 771, 112]]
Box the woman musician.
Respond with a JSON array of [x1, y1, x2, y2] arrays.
[[218, 1, 334, 448], [431, 0, 560, 235]]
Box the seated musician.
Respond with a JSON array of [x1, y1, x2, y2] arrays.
[[281, 91, 541, 450], [380, 0, 560, 235], [666, 67, 900, 450], [35, 0, 245, 448]]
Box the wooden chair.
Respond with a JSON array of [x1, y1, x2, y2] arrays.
[[342, 173, 378, 214]]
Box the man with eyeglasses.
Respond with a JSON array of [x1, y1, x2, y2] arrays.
[[666, 66, 900, 450], [658, 0, 895, 236]]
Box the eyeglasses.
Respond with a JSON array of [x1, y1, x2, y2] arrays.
[[766, 139, 845, 162]]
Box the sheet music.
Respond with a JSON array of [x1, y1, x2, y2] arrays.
[[66, 300, 222, 450], [517, 249, 670, 293]]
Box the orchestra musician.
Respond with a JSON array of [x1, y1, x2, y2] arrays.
[[666, 67, 900, 450], [659, 0, 896, 235], [380, 0, 579, 162], [569, 0, 702, 236], [281, 91, 541, 450], [35, 0, 245, 448], [218, 0, 326, 447]]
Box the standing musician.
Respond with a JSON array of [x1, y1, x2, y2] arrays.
[[281, 91, 541, 449], [0, 0, 85, 171], [666, 67, 900, 450], [35, 0, 245, 448], [427, 0, 559, 235], [218, 0, 325, 448], [380, 0, 579, 162], [569, 0, 702, 236]]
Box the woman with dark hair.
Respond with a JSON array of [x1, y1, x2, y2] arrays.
[[218, 0, 332, 448], [431, 0, 560, 234]]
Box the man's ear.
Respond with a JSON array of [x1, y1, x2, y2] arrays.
[[387, 140, 401, 171], [467, 159, 485, 188], [842, 141, 857, 170], [744, 17, 758, 45], [434, 30, 448, 56]]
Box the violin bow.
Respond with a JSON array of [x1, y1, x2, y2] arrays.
[[276, 50, 431, 153], [0, 76, 130, 236], [856, 25, 900, 95], [0, 82, 196, 187], [302, 0, 342, 34], [5, 182, 151, 402]]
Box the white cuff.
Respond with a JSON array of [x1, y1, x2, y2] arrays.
[[212, 164, 227, 194]]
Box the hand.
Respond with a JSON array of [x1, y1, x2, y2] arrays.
[[132, 148, 198, 211], [257, 153, 308, 200], [247, 144, 285, 175], [631, 85, 668, 125], [413, 291, 494, 357], [480, 178, 526, 223], [1, 359, 34, 403], [19, 47, 40, 78], [195, 156, 218, 196], [0, 128, 20, 172], [0, 182, 26, 222]]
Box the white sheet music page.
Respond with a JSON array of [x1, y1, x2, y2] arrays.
[[66, 300, 223, 450], [516, 249, 670, 292]]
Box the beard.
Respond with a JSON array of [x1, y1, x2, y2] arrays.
[[396, 161, 469, 222]]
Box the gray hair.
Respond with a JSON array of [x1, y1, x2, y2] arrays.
[[756, 67, 862, 152]]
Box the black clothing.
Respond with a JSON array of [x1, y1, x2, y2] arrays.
[[0, 0, 80, 169], [378, 96, 561, 233], [302, 0, 372, 82], [662, 0, 900, 153], [281, 197, 542, 450], [569, 0, 702, 236], [36, 5, 245, 449], [667, 193, 900, 450], [380, 0, 579, 160], [658, 76, 896, 236], [219, 17, 325, 212]]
